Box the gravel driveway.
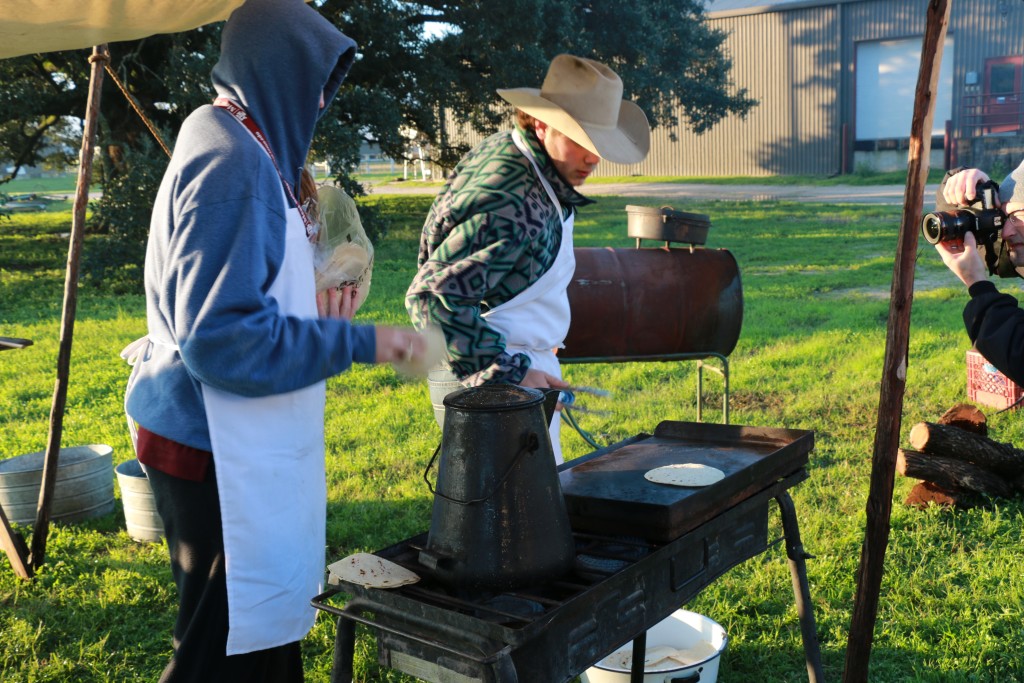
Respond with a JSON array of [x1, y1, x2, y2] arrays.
[[371, 180, 941, 206]]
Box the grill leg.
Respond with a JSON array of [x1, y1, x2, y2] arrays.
[[630, 631, 647, 683], [775, 491, 825, 683], [331, 615, 356, 683], [491, 651, 520, 683]]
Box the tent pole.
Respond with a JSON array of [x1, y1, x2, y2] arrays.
[[0, 498, 31, 579], [0, 341, 32, 578], [842, 2, 950, 680], [28, 44, 110, 573]]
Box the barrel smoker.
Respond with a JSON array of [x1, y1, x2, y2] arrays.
[[561, 205, 743, 422]]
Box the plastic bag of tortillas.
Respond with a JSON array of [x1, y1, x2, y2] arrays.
[[313, 185, 374, 310]]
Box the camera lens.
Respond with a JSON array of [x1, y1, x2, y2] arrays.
[[922, 214, 944, 244], [921, 210, 975, 245]]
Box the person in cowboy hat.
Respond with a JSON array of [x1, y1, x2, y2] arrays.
[[405, 54, 650, 462]]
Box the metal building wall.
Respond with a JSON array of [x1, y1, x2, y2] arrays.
[[436, 7, 844, 179], [597, 5, 841, 178]]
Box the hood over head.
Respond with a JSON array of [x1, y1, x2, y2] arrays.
[[212, 0, 356, 198]]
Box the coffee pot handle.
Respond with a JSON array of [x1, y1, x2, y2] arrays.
[[423, 432, 541, 505]]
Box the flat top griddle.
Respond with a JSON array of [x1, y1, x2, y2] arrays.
[[559, 420, 813, 541]]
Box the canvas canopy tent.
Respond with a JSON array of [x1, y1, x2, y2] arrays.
[[0, 0, 246, 59], [0, 0, 254, 580]]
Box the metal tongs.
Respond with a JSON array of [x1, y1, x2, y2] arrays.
[[558, 385, 612, 449], [558, 385, 612, 416]]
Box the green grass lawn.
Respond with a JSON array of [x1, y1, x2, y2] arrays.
[[1, 175, 84, 196], [3, 194, 1024, 682]]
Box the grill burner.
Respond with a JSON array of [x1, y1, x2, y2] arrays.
[[475, 595, 546, 624], [313, 424, 824, 683], [574, 536, 648, 581]]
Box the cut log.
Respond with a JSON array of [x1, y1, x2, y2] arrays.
[[897, 448, 1016, 498], [937, 403, 987, 436], [904, 481, 974, 509], [908, 422, 1024, 476]]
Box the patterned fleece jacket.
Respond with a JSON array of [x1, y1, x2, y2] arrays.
[[405, 125, 592, 385]]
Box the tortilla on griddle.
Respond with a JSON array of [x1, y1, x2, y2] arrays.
[[328, 552, 420, 589], [644, 463, 725, 488]]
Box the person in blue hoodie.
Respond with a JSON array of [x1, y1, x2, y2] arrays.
[[122, 0, 425, 680]]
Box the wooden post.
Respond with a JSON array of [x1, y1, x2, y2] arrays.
[[28, 45, 109, 572], [842, 2, 951, 681]]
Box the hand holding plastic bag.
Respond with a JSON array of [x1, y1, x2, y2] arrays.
[[313, 185, 373, 310]]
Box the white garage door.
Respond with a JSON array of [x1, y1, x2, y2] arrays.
[[856, 36, 954, 141]]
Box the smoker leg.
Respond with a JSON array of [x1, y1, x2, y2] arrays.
[[331, 615, 357, 683], [696, 355, 729, 425], [721, 357, 729, 425], [630, 631, 647, 683], [775, 492, 825, 683]]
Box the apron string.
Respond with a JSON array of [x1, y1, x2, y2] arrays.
[[512, 130, 565, 220], [121, 335, 179, 454]]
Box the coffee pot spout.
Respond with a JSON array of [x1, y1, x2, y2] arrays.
[[542, 388, 561, 427]]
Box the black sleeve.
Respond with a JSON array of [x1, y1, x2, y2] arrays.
[[964, 280, 1024, 387]]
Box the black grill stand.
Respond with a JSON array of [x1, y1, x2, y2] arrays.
[[313, 475, 823, 683]]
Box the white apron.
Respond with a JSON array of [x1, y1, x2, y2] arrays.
[[122, 189, 324, 655], [200, 187, 326, 655], [482, 130, 576, 463]]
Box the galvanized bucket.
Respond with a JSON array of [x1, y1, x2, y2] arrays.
[[115, 459, 165, 543], [0, 444, 115, 525]]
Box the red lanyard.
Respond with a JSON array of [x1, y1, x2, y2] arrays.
[[213, 97, 316, 240]]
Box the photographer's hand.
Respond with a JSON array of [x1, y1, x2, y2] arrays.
[[943, 169, 994, 207], [935, 231, 988, 287]]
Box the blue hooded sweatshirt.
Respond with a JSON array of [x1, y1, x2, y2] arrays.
[[126, 0, 375, 452]]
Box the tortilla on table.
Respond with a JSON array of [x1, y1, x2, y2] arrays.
[[644, 463, 725, 487], [328, 552, 420, 588]]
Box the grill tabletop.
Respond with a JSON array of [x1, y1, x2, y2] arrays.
[[559, 420, 814, 541]]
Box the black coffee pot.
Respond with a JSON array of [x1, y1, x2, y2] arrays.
[[419, 385, 575, 590]]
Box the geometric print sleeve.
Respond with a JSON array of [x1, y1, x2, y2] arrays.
[[405, 192, 536, 386]]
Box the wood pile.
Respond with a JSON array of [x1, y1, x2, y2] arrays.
[[898, 404, 1024, 509]]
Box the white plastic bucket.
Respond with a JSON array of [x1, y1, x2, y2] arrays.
[[582, 610, 728, 683]]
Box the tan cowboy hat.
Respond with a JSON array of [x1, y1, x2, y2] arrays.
[[497, 54, 650, 165]]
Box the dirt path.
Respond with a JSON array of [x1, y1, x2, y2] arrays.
[[370, 180, 941, 205]]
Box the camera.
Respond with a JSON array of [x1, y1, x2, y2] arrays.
[[921, 180, 1003, 246]]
